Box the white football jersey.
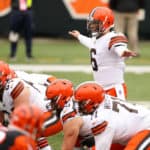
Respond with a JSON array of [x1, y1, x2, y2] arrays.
[[15, 71, 52, 96], [2, 78, 50, 114], [78, 31, 128, 90], [15, 70, 53, 86], [60, 98, 79, 125], [41, 98, 78, 132], [79, 95, 150, 149]]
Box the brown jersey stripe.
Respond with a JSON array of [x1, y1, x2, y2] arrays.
[[109, 36, 128, 43], [37, 138, 49, 148], [62, 111, 76, 123], [11, 81, 24, 99], [111, 35, 128, 41], [109, 36, 128, 49], [110, 37, 128, 44], [92, 121, 108, 135]]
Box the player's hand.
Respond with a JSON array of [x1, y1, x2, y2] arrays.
[[68, 30, 80, 38], [122, 50, 138, 57]]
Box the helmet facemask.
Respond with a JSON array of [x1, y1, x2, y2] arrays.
[[0, 71, 9, 91], [74, 82, 105, 115], [87, 19, 104, 38], [50, 94, 70, 113], [46, 79, 74, 113], [77, 99, 99, 115], [87, 7, 115, 38], [50, 95, 61, 110]]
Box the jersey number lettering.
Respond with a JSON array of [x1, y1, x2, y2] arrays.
[[90, 48, 98, 71], [112, 101, 138, 113]]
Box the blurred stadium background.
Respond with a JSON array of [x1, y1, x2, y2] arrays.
[[0, 0, 150, 38], [0, 1, 150, 149]]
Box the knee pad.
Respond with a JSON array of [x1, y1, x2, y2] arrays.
[[9, 31, 19, 42]]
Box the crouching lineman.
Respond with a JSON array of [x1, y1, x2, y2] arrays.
[[0, 61, 62, 150], [61, 82, 150, 150], [45, 79, 96, 149]]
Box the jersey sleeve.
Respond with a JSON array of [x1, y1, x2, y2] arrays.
[[2, 79, 25, 113], [78, 34, 94, 49], [30, 73, 54, 86], [82, 111, 114, 149], [5, 78, 24, 100], [90, 115, 114, 150], [109, 33, 128, 57], [60, 100, 77, 124], [15, 71, 32, 82], [94, 125, 115, 150]]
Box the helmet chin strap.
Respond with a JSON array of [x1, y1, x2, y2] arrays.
[[94, 26, 114, 39], [91, 23, 105, 38], [91, 32, 99, 37], [91, 31, 104, 39]]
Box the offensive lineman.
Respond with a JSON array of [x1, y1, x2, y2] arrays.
[[62, 82, 150, 150], [0, 61, 61, 150]]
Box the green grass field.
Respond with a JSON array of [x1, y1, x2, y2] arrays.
[[1, 37, 148, 100], [0, 38, 150, 149], [0, 38, 150, 65]]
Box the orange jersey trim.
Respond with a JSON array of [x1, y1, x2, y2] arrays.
[[9, 135, 36, 150], [125, 130, 150, 150], [105, 83, 127, 98]]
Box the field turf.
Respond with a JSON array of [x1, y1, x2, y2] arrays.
[[0, 38, 150, 149]]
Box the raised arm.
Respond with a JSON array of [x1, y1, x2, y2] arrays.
[[68, 30, 93, 49]]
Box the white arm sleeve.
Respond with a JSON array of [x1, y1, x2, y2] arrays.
[[94, 126, 114, 150], [111, 42, 128, 57], [78, 34, 93, 49]]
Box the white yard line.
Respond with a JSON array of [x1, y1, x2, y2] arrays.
[[10, 64, 150, 107], [10, 64, 150, 74]]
